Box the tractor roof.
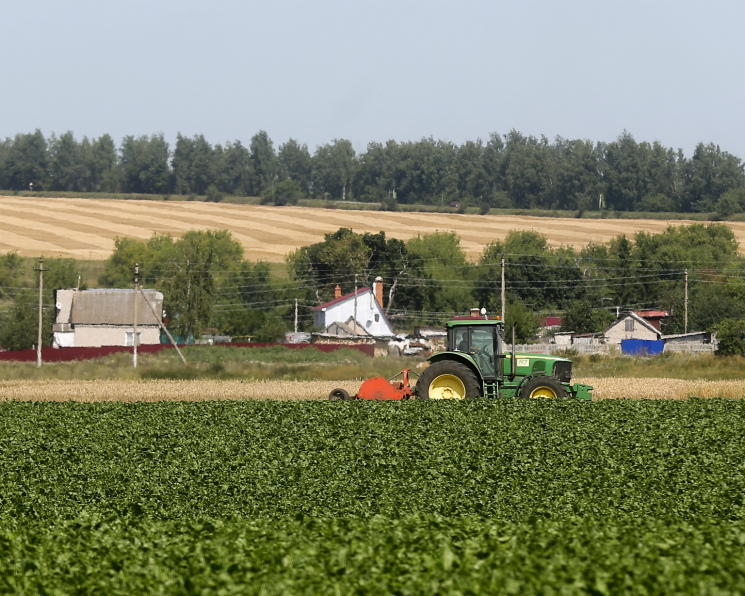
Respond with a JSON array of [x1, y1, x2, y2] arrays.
[[446, 318, 502, 328]]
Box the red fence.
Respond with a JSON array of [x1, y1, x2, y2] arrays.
[[0, 342, 374, 363]]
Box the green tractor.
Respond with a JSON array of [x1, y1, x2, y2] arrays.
[[414, 313, 592, 400]]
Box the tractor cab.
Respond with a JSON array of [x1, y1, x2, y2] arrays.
[[449, 318, 502, 379]]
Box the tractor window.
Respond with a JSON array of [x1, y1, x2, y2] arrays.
[[454, 328, 468, 352], [470, 327, 495, 377]]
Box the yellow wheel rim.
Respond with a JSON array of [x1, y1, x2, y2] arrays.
[[429, 374, 466, 400], [529, 385, 558, 399]]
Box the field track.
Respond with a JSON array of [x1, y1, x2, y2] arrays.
[[3, 196, 743, 262], [1, 377, 744, 401]]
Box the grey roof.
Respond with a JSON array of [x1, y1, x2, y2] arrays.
[[71, 289, 163, 325]]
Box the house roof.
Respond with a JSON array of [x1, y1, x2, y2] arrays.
[[608, 311, 662, 337], [313, 286, 395, 335], [542, 316, 562, 327], [313, 288, 372, 310], [635, 310, 669, 319], [70, 289, 163, 326]]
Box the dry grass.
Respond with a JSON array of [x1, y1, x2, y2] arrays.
[[2, 377, 744, 402], [0, 379, 344, 402], [5, 196, 745, 262], [580, 377, 745, 400]]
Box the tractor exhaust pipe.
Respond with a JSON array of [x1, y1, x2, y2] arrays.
[[509, 323, 516, 381]]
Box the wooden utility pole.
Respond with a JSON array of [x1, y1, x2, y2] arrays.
[[33, 257, 50, 368], [500, 254, 506, 334], [133, 262, 140, 368], [294, 299, 298, 333], [354, 274, 358, 330], [138, 286, 187, 365], [684, 269, 689, 334]]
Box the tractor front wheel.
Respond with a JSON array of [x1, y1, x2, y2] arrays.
[[518, 376, 567, 399], [415, 361, 480, 400]]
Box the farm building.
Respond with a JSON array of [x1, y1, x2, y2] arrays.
[[312, 277, 395, 338], [53, 288, 164, 348], [604, 312, 662, 345]]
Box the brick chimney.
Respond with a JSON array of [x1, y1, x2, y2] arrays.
[[334, 285, 342, 299], [374, 276, 384, 308]]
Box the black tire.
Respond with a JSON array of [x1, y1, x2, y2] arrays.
[[328, 388, 351, 401], [518, 376, 567, 399], [415, 361, 480, 400]]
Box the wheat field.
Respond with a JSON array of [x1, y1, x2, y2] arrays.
[[3, 196, 743, 262], [1, 377, 743, 402]]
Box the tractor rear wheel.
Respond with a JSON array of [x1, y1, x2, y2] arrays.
[[518, 376, 567, 399], [415, 361, 480, 400]]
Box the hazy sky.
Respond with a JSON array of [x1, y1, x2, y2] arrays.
[[2, 0, 744, 158]]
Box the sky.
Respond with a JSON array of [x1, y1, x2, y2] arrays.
[[2, 0, 744, 158]]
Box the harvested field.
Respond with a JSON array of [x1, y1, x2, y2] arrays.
[[2, 377, 744, 402], [4, 196, 745, 262]]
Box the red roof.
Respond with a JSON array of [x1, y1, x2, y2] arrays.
[[635, 310, 669, 319], [542, 316, 562, 327], [313, 288, 372, 310]]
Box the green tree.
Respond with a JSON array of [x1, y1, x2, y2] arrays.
[[217, 141, 252, 195], [172, 134, 217, 195], [278, 139, 311, 192], [287, 228, 373, 304], [0, 295, 52, 350], [405, 231, 472, 319], [120, 134, 171, 194], [249, 131, 278, 196], [48, 131, 83, 191], [312, 139, 357, 200], [561, 297, 615, 334], [4, 130, 48, 190], [504, 297, 540, 342], [713, 318, 745, 356]]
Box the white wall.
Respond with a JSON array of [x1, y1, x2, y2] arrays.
[[315, 290, 394, 336], [73, 325, 161, 347]]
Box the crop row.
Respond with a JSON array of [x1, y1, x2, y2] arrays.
[[1, 399, 744, 521], [2, 515, 744, 594]]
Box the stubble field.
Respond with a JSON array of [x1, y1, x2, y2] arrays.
[[2, 376, 745, 401], [3, 195, 743, 262]]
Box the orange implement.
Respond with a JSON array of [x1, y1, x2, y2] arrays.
[[329, 369, 417, 401]]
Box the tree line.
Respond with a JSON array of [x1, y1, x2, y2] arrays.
[[2, 223, 745, 350], [2, 130, 745, 215]]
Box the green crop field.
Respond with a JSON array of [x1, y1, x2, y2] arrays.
[[1, 399, 744, 593]]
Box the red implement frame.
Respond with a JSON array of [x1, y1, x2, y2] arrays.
[[329, 369, 418, 401]]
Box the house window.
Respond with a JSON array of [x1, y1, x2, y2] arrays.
[[374, 313, 380, 322], [125, 331, 141, 346], [625, 319, 635, 332]]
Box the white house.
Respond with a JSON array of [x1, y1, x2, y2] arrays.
[[312, 277, 395, 337], [604, 311, 661, 345], [53, 288, 164, 348]]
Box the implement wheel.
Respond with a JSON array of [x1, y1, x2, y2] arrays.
[[415, 361, 480, 400], [519, 376, 567, 399], [328, 388, 352, 401]]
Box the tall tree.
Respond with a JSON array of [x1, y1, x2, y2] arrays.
[[249, 131, 278, 196], [120, 134, 170, 194], [278, 138, 311, 192], [4, 130, 48, 190]]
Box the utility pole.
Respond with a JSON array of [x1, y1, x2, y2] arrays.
[[294, 299, 298, 333], [354, 274, 358, 331], [500, 254, 506, 333], [33, 257, 50, 368], [684, 269, 688, 334], [133, 262, 140, 368]]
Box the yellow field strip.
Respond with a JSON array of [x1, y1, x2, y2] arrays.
[[4, 196, 744, 263], [1, 377, 743, 402]]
